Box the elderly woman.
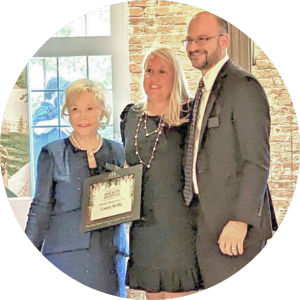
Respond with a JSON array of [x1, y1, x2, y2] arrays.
[[26, 79, 126, 296], [121, 48, 202, 299]]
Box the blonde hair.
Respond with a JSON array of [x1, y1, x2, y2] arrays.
[[142, 47, 191, 126], [62, 79, 111, 129]]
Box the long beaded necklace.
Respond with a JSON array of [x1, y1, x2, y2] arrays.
[[143, 104, 163, 137], [71, 134, 103, 157], [134, 110, 165, 169]]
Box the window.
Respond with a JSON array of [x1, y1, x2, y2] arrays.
[[27, 3, 129, 194], [52, 7, 111, 37], [227, 23, 254, 73]]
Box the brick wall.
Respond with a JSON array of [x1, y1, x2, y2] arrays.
[[252, 45, 300, 224], [128, 0, 203, 101], [127, 0, 300, 225]]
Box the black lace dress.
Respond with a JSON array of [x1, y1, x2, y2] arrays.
[[120, 104, 201, 293]]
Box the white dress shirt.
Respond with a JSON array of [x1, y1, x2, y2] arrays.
[[193, 55, 229, 194]]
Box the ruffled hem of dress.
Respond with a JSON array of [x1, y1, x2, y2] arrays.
[[126, 265, 203, 293]]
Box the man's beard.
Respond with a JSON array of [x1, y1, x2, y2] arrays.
[[189, 46, 222, 72]]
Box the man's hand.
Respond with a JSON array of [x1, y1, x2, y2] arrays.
[[218, 221, 248, 256]]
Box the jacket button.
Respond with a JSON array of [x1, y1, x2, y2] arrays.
[[110, 270, 115, 274]]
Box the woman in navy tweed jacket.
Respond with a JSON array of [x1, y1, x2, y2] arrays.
[[25, 79, 128, 296]]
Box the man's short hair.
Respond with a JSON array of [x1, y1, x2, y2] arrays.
[[216, 16, 228, 34]]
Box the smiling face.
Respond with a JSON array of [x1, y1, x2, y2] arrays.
[[143, 54, 174, 103], [186, 12, 228, 75], [68, 91, 102, 138]]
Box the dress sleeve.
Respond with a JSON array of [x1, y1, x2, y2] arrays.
[[25, 146, 55, 250], [120, 103, 134, 147], [115, 143, 125, 168]]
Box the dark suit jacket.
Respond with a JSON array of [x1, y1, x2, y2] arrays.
[[192, 59, 278, 287]]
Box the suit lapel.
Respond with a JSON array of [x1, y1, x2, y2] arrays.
[[198, 59, 232, 145]]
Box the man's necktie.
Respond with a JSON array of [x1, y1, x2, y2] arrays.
[[183, 78, 204, 205]]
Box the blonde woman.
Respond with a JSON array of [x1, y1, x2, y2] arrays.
[[121, 48, 201, 299], [26, 79, 126, 296]]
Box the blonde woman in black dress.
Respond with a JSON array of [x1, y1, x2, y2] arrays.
[[121, 48, 201, 299]]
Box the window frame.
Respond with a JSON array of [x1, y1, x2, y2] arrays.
[[227, 23, 254, 73]]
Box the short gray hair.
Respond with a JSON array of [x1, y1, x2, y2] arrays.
[[215, 16, 228, 34]]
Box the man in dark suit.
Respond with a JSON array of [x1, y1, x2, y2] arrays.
[[183, 11, 278, 288]]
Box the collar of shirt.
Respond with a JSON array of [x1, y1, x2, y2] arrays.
[[202, 54, 229, 92]]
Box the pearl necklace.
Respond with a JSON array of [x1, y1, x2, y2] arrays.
[[143, 107, 163, 137], [71, 134, 103, 157], [134, 111, 165, 169]]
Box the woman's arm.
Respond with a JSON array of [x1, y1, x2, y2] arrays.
[[25, 147, 55, 251]]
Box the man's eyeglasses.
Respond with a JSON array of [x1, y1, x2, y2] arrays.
[[182, 34, 224, 47]]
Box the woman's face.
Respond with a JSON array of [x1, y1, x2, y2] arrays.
[[68, 91, 102, 137], [143, 54, 174, 103]]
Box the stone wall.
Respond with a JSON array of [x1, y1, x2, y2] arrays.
[[127, 0, 300, 225]]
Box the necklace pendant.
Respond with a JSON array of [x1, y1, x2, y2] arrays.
[[147, 164, 150, 168], [88, 151, 93, 157], [146, 133, 149, 137]]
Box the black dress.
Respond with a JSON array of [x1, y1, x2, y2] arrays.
[[120, 104, 201, 293]]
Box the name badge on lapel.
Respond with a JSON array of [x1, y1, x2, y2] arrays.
[[208, 117, 220, 128]]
